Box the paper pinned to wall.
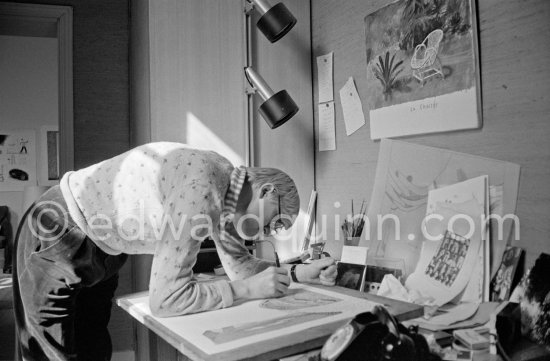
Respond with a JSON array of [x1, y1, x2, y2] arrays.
[[318, 102, 336, 151], [316, 52, 333, 103], [0, 130, 37, 191], [339, 77, 365, 136]]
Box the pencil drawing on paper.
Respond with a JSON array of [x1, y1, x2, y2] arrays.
[[259, 289, 342, 310], [203, 312, 341, 344], [0, 131, 36, 191], [425, 230, 470, 287], [365, 0, 477, 108]]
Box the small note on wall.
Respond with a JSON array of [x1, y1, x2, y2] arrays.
[[339, 77, 366, 136], [317, 52, 333, 103], [318, 102, 336, 151]]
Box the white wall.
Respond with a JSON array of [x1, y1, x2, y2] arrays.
[[0, 35, 58, 271]]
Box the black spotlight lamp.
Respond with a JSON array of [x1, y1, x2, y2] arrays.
[[250, 0, 297, 43], [245, 66, 299, 129]]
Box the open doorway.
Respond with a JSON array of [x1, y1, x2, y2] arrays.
[[0, 3, 73, 359]]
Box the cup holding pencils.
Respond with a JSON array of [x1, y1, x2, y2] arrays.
[[341, 199, 367, 246]]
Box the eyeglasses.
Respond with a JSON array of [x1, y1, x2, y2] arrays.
[[263, 194, 286, 236]]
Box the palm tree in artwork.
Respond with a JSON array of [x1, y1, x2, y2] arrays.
[[373, 51, 404, 101], [400, 0, 440, 51]]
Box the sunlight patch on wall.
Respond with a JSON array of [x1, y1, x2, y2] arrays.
[[186, 112, 244, 166]]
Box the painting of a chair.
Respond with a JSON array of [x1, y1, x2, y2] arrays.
[[410, 29, 444, 85]]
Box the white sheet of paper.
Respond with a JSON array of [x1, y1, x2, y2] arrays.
[[404, 302, 499, 332], [408, 302, 480, 329], [316, 52, 333, 103], [369, 88, 480, 139], [318, 102, 336, 151], [341, 246, 368, 265], [339, 77, 365, 136], [424, 175, 490, 303], [405, 176, 488, 306], [122, 283, 378, 357]]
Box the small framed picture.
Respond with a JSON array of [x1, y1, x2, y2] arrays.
[[335, 262, 366, 291]]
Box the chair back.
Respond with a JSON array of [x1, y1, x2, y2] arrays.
[[426, 29, 444, 52]]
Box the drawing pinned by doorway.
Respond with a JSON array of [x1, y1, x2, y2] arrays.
[[0, 130, 37, 191]]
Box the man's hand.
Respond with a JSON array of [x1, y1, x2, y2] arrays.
[[230, 266, 290, 300], [296, 258, 338, 286]]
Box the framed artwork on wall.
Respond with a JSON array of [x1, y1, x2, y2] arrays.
[[364, 0, 482, 139]]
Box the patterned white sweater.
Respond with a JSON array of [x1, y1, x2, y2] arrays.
[[59, 142, 271, 316]]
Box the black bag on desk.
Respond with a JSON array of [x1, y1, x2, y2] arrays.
[[320, 305, 441, 361]]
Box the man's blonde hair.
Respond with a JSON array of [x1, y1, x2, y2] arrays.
[[247, 167, 300, 224]]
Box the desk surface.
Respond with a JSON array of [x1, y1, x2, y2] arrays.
[[117, 283, 423, 361]]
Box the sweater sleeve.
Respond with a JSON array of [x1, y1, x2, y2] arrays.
[[149, 230, 234, 317], [149, 162, 233, 317], [211, 222, 274, 281]]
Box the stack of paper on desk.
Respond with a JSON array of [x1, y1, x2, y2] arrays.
[[404, 302, 500, 332]]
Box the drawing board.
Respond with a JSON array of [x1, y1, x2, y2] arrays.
[[121, 283, 379, 357]]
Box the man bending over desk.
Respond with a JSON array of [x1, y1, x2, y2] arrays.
[[13, 142, 337, 361]]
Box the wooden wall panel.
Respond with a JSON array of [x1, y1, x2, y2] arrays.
[[311, 0, 550, 268], [130, 0, 151, 149], [148, 0, 247, 160]]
